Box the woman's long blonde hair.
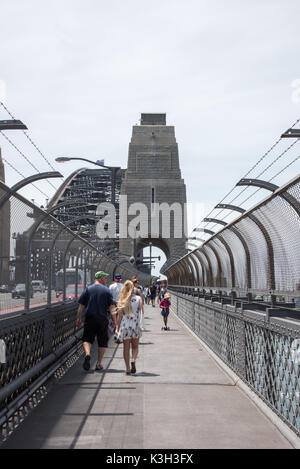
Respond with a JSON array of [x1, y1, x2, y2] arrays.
[[117, 280, 135, 317]]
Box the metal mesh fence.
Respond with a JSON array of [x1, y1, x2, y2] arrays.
[[254, 197, 300, 292], [0, 180, 148, 317], [167, 175, 300, 297], [203, 245, 219, 282], [196, 251, 209, 286], [212, 238, 232, 288], [220, 229, 247, 289], [235, 217, 269, 291]]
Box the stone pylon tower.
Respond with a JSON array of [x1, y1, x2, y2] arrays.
[[0, 148, 11, 283], [119, 114, 187, 273]]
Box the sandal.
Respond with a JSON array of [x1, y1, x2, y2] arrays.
[[126, 370, 131, 375], [131, 362, 136, 374], [83, 355, 91, 371], [95, 363, 103, 371]]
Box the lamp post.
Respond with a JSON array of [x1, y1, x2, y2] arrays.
[[55, 157, 121, 206]]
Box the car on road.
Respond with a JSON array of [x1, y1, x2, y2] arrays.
[[0, 284, 9, 293], [12, 284, 34, 299], [293, 297, 300, 308], [31, 280, 46, 293], [58, 284, 84, 302]]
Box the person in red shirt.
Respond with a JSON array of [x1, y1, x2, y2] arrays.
[[159, 292, 171, 331]]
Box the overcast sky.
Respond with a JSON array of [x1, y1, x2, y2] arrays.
[[1, 0, 300, 276]]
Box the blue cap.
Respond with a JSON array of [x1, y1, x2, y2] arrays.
[[114, 274, 122, 280]]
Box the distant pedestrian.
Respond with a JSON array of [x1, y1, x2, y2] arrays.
[[156, 282, 161, 304], [77, 271, 116, 371], [159, 281, 168, 301], [132, 278, 145, 330], [117, 280, 143, 375], [150, 281, 157, 307], [143, 285, 150, 305], [146, 285, 151, 304], [109, 274, 123, 303], [131, 276, 142, 297], [109, 274, 123, 343], [160, 292, 171, 331]]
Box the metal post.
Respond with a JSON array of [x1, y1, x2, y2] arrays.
[[62, 236, 77, 302], [263, 328, 277, 406], [271, 294, 276, 307], [192, 291, 195, 331], [75, 245, 86, 299], [236, 316, 246, 378], [149, 242, 152, 283], [231, 290, 237, 306], [24, 239, 32, 312], [84, 251, 88, 288]]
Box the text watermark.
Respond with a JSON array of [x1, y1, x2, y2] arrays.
[[95, 197, 205, 240]]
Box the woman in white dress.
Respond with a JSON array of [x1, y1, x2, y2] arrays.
[[117, 280, 143, 375]]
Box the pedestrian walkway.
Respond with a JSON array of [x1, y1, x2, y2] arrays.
[[2, 304, 292, 449]]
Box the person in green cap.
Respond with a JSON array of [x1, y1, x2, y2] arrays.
[[76, 271, 116, 371]]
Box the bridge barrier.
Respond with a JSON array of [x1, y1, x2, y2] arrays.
[[166, 174, 300, 299], [169, 285, 300, 437], [0, 179, 148, 317], [0, 301, 81, 432]]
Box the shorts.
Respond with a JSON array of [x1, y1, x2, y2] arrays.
[[161, 310, 169, 317], [82, 316, 109, 348], [150, 294, 156, 300]]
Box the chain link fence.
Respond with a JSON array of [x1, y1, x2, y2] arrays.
[[166, 175, 300, 300], [0, 180, 147, 317]]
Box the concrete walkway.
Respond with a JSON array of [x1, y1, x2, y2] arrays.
[[2, 304, 292, 449]]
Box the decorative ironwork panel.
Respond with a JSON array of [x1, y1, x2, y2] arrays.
[[0, 315, 45, 390]]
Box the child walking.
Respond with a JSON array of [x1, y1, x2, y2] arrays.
[[159, 293, 171, 331]]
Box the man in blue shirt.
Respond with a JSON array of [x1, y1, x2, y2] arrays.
[[77, 271, 116, 371]]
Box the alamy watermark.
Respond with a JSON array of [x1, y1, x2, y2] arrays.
[[95, 197, 204, 240]]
